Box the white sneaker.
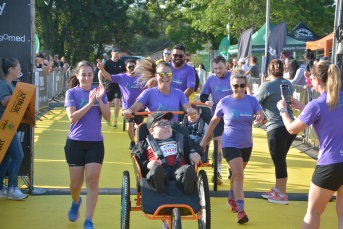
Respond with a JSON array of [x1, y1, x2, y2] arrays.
[[7, 187, 28, 200], [0, 188, 7, 198]]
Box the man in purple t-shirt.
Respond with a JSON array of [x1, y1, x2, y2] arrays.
[[97, 59, 144, 149], [200, 56, 233, 184]]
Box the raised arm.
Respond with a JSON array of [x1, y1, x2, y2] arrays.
[[96, 59, 112, 81]]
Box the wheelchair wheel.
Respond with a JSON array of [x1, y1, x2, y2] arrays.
[[121, 171, 130, 229], [171, 208, 182, 229], [198, 170, 211, 229], [212, 140, 218, 191]]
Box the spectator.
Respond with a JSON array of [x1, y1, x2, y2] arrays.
[[227, 62, 234, 71], [238, 58, 249, 72], [313, 58, 320, 66], [36, 53, 53, 72], [43, 53, 48, 66], [61, 56, 70, 71], [52, 54, 64, 71], [245, 56, 260, 78], [226, 60, 233, 70], [304, 52, 314, 72], [0, 58, 28, 200], [283, 56, 294, 79], [199, 64, 206, 72], [280, 51, 287, 61], [305, 48, 315, 60], [233, 58, 238, 69], [288, 60, 307, 86]]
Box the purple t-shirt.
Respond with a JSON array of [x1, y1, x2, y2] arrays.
[[136, 87, 188, 122], [299, 91, 343, 166], [215, 95, 262, 148], [170, 63, 196, 92], [64, 85, 108, 141], [111, 73, 143, 109], [201, 71, 233, 115]]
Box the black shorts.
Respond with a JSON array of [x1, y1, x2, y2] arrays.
[[64, 139, 105, 166], [125, 115, 144, 125], [105, 82, 121, 102], [312, 162, 343, 191], [213, 118, 224, 137], [223, 147, 252, 163]]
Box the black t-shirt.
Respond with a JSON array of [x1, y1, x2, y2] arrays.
[[103, 59, 126, 84], [53, 60, 64, 68]]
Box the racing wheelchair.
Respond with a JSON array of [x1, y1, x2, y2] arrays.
[[121, 111, 212, 229]]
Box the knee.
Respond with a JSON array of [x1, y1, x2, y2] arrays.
[[70, 182, 83, 190], [114, 99, 120, 105], [307, 206, 325, 217], [86, 177, 99, 190], [232, 172, 244, 181]]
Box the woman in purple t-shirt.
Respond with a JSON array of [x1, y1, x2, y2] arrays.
[[123, 59, 196, 121], [277, 61, 343, 229], [200, 69, 264, 224], [64, 61, 110, 229]]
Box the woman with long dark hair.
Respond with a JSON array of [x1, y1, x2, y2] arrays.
[[64, 60, 110, 229], [288, 60, 307, 86], [277, 61, 343, 229]]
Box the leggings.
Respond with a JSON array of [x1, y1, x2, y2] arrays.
[[267, 126, 296, 179]]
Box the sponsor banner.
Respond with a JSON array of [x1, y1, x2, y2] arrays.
[[249, 77, 261, 95], [35, 71, 49, 110], [292, 85, 309, 135], [0, 82, 35, 163]]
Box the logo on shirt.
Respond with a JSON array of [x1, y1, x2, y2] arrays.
[[156, 103, 178, 112], [231, 109, 253, 119], [215, 86, 232, 94], [172, 79, 182, 85], [340, 150, 343, 157], [79, 98, 99, 109], [125, 83, 138, 90]]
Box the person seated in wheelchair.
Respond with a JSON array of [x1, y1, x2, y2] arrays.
[[183, 104, 208, 144], [131, 111, 203, 195]]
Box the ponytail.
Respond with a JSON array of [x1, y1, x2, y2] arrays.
[[136, 58, 172, 88], [326, 64, 341, 109], [268, 59, 284, 77], [67, 75, 80, 89]]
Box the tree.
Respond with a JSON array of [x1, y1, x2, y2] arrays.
[[35, 0, 158, 65]]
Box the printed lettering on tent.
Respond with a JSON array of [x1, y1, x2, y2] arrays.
[[0, 82, 35, 163]]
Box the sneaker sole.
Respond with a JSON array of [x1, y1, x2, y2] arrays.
[[268, 199, 289, 205], [262, 194, 271, 199], [183, 166, 197, 194], [237, 215, 249, 224], [227, 201, 238, 213], [68, 196, 83, 222], [154, 166, 166, 194], [7, 194, 28, 200]]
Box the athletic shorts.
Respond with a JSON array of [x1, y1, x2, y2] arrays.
[[312, 162, 343, 191], [222, 147, 252, 163], [125, 115, 144, 125], [213, 118, 224, 137], [105, 82, 121, 102], [64, 139, 104, 166]]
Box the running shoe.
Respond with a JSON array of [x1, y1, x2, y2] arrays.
[[227, 199, 238, 213], [182, 166, 197, 194], [83, 219, 95, 229], [227, 166, 232, 180], [237, 211, 249, 224], [212, 172, 224, 185], [106, 121, 112, 126], [129, 141, 135, 150], [268, 193, 289, 205], [162, 220, 169, 229], [0, 188, 7, 198], [112, 120, 118, 128], [7, 187, 28, 200], [262, 188, 278, 199], [68, 196, 83, 222], [154, 166, 166, 194]]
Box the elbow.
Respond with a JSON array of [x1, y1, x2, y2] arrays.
[[70, 118, 77, 124], [287, 127, 297, 135]]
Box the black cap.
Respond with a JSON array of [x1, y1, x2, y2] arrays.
[[146, 112, 174, 129], [305, 49, 312, 52], [112, 47, 120, 53]]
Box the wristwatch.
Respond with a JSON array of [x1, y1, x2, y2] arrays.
[[279, 108, 287, 114]]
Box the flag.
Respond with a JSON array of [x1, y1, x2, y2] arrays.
[[264, 22, 288, 74], [237, 28, 253, 61]]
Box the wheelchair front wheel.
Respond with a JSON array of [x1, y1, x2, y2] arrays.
[[121, 171, 130, 229], [171, 208, 182, 229], [198, 170, 211, 229], [212, 140, 218, 191]]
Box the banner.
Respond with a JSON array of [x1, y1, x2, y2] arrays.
[[237, 28, 253, 60], [35, 71, 49, 110], [292, 85, 309, 135], [0, 82, 35, 163], [219, 37, 229, 60], [263, 22, 288, 74], [249, 77, 261, 94]]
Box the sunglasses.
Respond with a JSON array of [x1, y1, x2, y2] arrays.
[[232, 83, 246, 89], [164, 53, 171, 55], [127, 65, 135, 69], [173, 54, 184, 59], [157, 72, 173, 77]]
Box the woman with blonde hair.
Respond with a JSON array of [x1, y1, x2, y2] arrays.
[[277, 61, 343, 229]]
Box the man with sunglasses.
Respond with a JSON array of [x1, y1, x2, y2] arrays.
[[131, 112, 203, 195], [200, 56, 233, 185], [156, 48, 172, 65], [97, 59, 143, 149], [99, 47, 126, 128]]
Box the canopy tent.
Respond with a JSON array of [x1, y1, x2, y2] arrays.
[[306, 33, 333, 57], [227, 22, 306, 54], [289, 22, 322, 42]]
